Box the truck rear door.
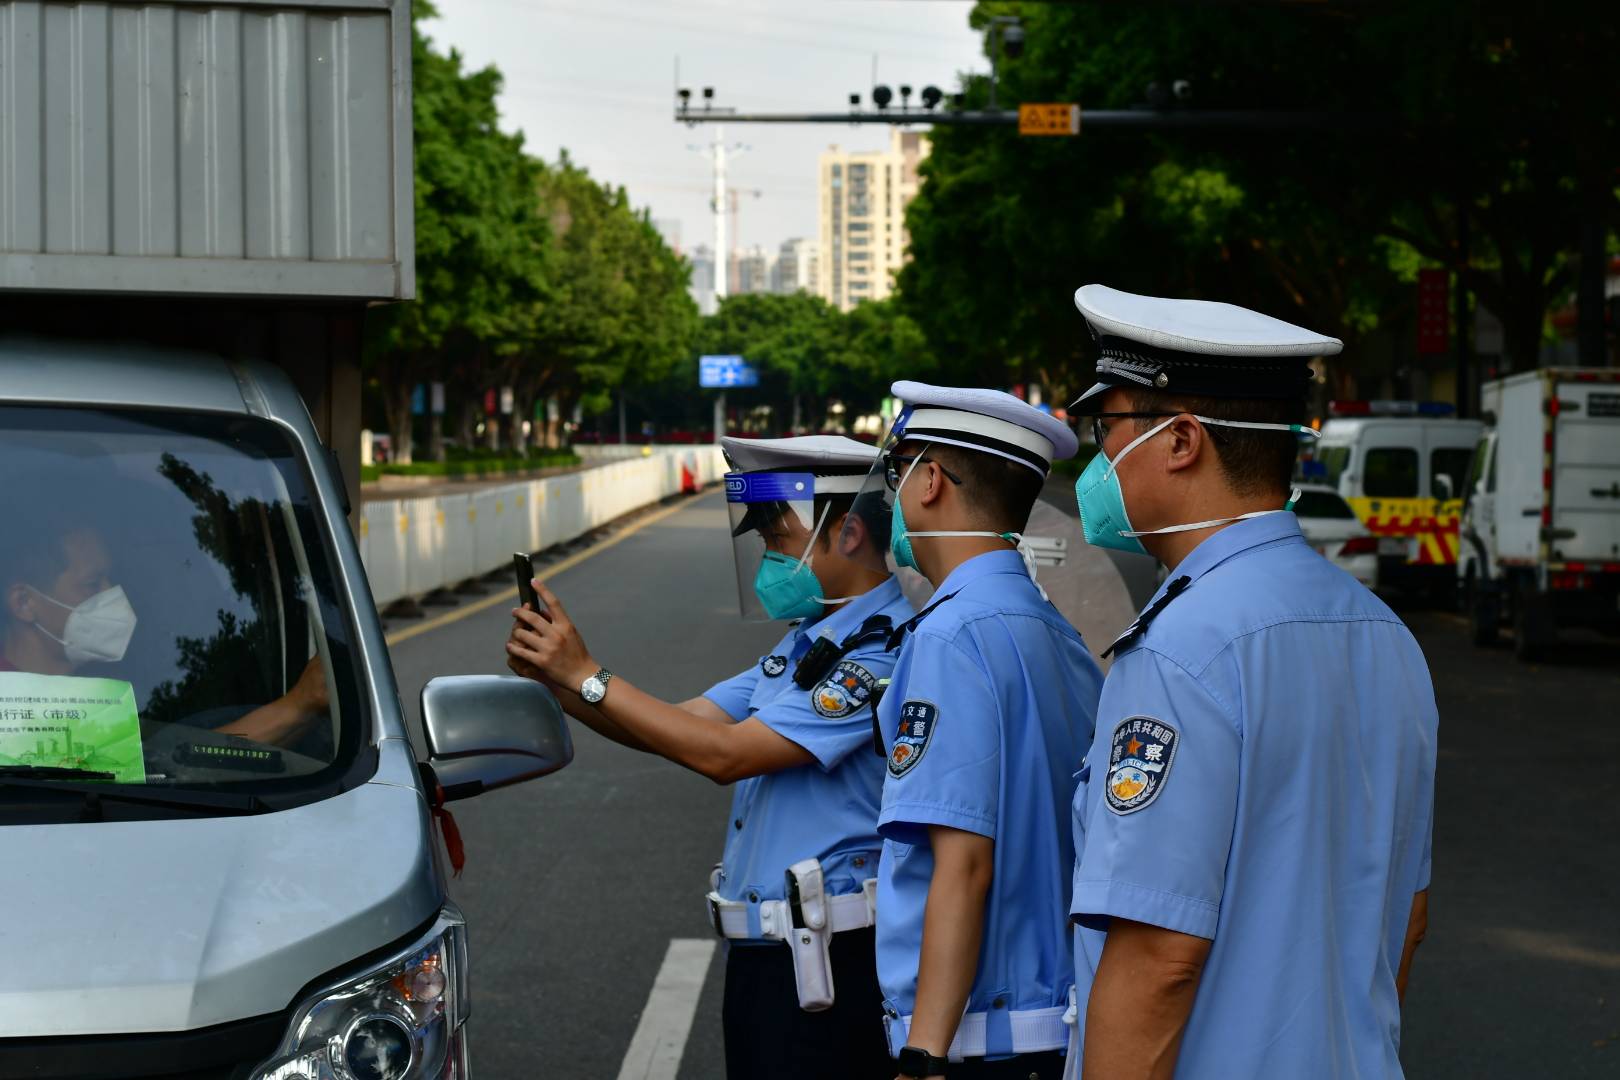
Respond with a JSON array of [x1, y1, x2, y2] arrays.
[[1552, 378, 1620, 563]]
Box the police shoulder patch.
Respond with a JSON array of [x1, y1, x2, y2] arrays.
[[1104, 717, 1180, 815], [761, 654, 788, 678], [888, 699, 938, 778], [811, 659, 877, 718]]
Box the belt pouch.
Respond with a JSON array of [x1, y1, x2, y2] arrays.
[[785, 858, 835, 1011], [786, 924, 836, 1011]]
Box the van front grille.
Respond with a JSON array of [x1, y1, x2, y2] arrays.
[[0, 1011, 286, 1080]]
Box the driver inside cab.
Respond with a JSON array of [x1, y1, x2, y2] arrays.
[[0, 515, 328, 748]]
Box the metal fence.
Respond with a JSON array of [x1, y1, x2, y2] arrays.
[[358, 446, 726, 607]]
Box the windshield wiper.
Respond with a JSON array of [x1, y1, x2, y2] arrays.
[[0, 769, 271, 816], [0, 765, 117, 781]]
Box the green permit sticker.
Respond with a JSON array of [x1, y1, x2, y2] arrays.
[[0, 673, 146, 783]]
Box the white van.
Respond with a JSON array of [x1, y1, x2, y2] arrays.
[[1309, 404, 1483, 596], [0, 342, 572, 1078], [1458, 369, 1620, 659]]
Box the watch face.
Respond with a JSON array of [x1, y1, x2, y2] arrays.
[[581, 676, 606, 703]]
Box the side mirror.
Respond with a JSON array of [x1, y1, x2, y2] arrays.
[[1434, 475, 1454, 501], [421, 675, 573, 801]]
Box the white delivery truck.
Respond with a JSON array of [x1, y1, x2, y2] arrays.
[[1310, 403, 1483, 600], [1458, 369, 1620, 660]]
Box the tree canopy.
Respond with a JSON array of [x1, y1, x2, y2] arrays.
[[365, 3, 700, 461], [898, 2, 1620, 405]]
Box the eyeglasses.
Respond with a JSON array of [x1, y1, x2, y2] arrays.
[[884, 453, 963, 492], [1089, 412, 1182, 449]]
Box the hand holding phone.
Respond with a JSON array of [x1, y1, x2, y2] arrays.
[[513, 553, 540, 612]]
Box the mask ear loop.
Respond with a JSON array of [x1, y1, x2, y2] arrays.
[[794, 501, 857, 608], [898, 443, 1051, 601], [1115, 416, 1320, 538]]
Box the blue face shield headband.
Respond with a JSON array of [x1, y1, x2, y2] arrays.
[[1075, 414, 1318, 557]]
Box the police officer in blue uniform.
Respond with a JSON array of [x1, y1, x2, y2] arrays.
[[505, 435, 914, 1079], [1064, 285, 1438, 1078], [841, 383, 1103, 1080]]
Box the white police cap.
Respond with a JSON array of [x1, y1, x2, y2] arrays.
[[721, 434, 877, 494], [1070, 284, 1343, 414], [890, 380, 1079, 476]]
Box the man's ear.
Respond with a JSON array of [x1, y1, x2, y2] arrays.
[[5, 583, 37, 624], [916, 460, 947, 508], [834, 512, 864, 558], [1164, 415, 1207, 475]]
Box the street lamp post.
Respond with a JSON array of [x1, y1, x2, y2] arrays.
[[987, 15, 1024, 111]]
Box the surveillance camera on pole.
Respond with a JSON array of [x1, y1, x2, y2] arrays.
[[900, 85, 913, 109], [873, 84, 893, 109], [1002, 23, 1025, 59], [921, 86, 943, 111], [1173, 79, 1193, 104], [987, 15, 1024, 109]]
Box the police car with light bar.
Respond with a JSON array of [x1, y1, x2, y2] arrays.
[[1302, 401, 1482, 598]]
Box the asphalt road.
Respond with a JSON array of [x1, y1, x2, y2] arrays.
[[387, 487, 1620, 1079]]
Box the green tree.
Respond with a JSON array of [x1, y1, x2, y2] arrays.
[[900, 2, 1620, 403], [366, 2, 548, 462]]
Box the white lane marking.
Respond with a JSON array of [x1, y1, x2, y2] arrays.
[[615, 938, 717, 1080]]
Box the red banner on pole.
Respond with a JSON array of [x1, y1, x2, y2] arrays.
[[1417, 269, 1449, 355]]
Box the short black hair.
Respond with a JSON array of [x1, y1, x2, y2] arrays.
[[918, 442, 1045, 534], [0, 509, 97, 625], [813, 491, 890, 556], [1127, 388, 1302, 496]]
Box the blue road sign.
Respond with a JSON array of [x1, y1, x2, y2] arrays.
[[699, 355, 760, 389]]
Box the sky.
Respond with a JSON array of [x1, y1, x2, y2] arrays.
[[423, 0, 987, 257]]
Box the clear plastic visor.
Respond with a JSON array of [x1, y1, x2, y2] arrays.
[[725, 471, 822, 621], [837, 409, 917, 573]]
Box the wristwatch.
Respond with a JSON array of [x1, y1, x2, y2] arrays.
[[579, 667, 613, 704], [895, 1045, 949, 1079]]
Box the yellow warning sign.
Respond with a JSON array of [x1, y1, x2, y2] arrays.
[[1019, 103, 1080, 136]]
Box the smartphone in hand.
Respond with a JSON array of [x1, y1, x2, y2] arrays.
[[513, 552, 540, 612]]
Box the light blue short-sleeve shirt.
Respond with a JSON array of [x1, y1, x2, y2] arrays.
[[876, 550, 1103, 1034], [702, 577, 915, 939], [1070, 513, 1438, 1076]]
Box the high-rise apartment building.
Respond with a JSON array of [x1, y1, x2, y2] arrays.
[[817, 129, 928, 312], [734, 245, 773, 295], [687, 244, 717, 316], [773, 238, 820, 295]]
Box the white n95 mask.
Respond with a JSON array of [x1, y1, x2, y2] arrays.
[[30, 585, 139, 664]]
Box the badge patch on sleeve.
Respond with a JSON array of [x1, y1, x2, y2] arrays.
[[761, 655, 788, 678], [1104, 717, 1180, 815], [887, 699, 938, 777], [811, 660, 876, 718]]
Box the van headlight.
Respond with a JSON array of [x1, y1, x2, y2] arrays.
[[251, 905, 469, 1080]]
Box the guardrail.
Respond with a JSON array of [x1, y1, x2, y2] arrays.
[[358, 446, 727, 608]]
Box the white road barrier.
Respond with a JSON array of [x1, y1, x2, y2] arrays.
[[360, 446, 727, 608]]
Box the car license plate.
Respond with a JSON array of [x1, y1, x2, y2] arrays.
[[1378, 537, 1407, 557]]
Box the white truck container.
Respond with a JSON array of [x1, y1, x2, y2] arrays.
[[1458, 368, 1620, 659], [0, 0, 416, 509]]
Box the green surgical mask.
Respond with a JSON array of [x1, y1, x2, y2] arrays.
[[752, 550, 826, 620]]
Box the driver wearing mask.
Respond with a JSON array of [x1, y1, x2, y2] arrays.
[[1, 518, 328, 748]]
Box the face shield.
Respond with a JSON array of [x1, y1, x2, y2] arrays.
[[725, 471, 829, 621], [837, 407, 915, 574]]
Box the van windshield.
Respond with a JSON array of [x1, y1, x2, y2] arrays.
[[1316, 445, 1351, 487], [0, 406, 369, 816]]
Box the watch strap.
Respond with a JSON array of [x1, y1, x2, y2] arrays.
[[896, 1045, 948, 1078]]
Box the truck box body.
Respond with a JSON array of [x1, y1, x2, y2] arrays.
[[0, 0, 414, 301], [0, 0, 415, 514], [1480, 370, 1620, 569], [1461, 368, 1620, 659]]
